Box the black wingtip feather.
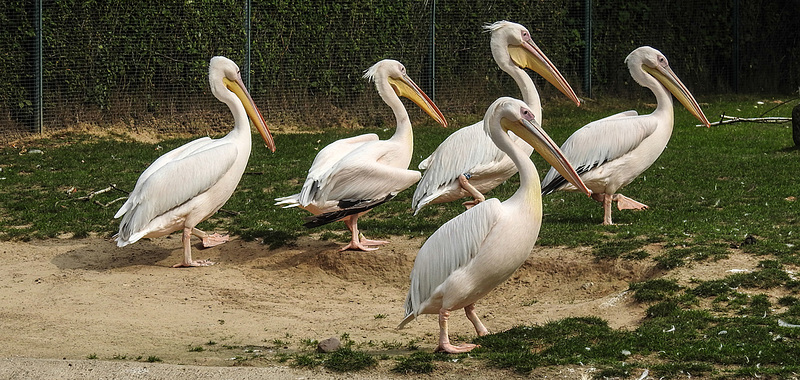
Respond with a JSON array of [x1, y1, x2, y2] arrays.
[[303, 194, 395, 228]]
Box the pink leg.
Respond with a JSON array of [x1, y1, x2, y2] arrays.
[[459, 175, 486, 209], [339, 215, 387, 251], [591, 193, 614, 225], [464, 304, 489, 337], [434, 308, 479, 354], [173, 228, 215, 268], [613, 194, 649, 211], [192, 228, 229, 248]]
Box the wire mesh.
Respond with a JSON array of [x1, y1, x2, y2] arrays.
[[1, 0, 799, 139]]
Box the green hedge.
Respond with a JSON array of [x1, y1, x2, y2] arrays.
[[1, 0, 798, 134]]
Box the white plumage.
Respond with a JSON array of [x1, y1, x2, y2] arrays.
[[541, 46, 710, 225], [275, 59, 447, 251], [412, 21, 580, 214], [399, 97, 590, 353], [115, 56, 275, 267]]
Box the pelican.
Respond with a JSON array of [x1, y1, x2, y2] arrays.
[[274, 59, 447, 251], [541, 46, 710, 225], [114, 56, 276, 267], [398, 97, 591, 353], [411, 21, 580, 214]]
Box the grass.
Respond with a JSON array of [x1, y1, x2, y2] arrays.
[[1, 96, 797, 253], [1, 95, 799, 377]]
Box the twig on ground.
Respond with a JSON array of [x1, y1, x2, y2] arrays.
[[699, 114, 791, 127], [72, 184, 130, 208]]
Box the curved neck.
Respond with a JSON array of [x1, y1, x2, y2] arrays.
[[215, 86, 252, 142], [488, 121, 541, 207], [377, 81, 414, 148], [507, 66, 542, 121], [644, 75, 676, 135], [632, 65, 676, 131]]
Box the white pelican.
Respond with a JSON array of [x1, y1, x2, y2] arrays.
[[411, 21, 580, 214], [114, 56, 275, 267], [398, 97, 591, 353], [274, 59, 447, 251], [540, 46, 710, 225]]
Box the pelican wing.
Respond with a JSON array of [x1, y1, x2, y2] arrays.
[[541, 110, 653, 194], [402, 199, 503, 322], [115, 137, 215, 218], [293, 133, 378, 206], [116, 142, 238, 243], [413, 122, 504, 209], [314, 156, 422, 206]]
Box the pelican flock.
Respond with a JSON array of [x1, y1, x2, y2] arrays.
[[274, 59, 447, 251], [106, 29, 714, 356], [541, 46, 711, 225], [399, 97, 591, 353], [411, 21, 580, 214], [114, 56, 276, 267]]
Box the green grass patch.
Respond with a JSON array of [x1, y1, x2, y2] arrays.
[[1, 96, 797, 256], [630, 278, 682, 302], [391, 352, 437, 374]]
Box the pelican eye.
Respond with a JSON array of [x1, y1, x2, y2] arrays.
[[520, 107, 535, 121]]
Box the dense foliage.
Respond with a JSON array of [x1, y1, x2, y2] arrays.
[[2, 0, 799, 135]]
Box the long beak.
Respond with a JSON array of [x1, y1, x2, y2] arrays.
[[388, 74, 448, 128], [643, 64, 711, 128], [508, 40, 581, 106], [224, 77, 277, 152], [502, 116, 591, 197]]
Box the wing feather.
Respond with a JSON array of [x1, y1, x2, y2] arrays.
[[296, 134, 378, 206], [541, 110, 654, 194], [316, 160, 421, 204], [412, 122, 505, 209], [115, 137, 215, 218], [402, 199, 503, 322], [116, 143, 238, 243]]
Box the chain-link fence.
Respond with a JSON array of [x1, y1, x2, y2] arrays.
[[2, 0, 799, 139]]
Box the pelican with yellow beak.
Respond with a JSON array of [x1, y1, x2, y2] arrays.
[[412, 21, 580, 214], [399, 97, 591, 353], [114, 56, 275, 267], [275, 59, 447, 251], [541, 46, 711, 225]]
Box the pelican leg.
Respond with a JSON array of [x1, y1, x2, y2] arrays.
[[191, 228, 230, 248], [464, 304, 489, 336], [339, 215, 385, 251], [459, 174, 486, 209], [173, 228, 215, 268], [613, 194, 649, 211], [591, 193, 614, 225], [435, 308, 479, 354]]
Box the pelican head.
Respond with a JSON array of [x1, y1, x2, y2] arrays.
[[489, 97, 590, 196], [625, 46, 711, 127], [485, 21, 580, 106], [364, 59, 448, 128], [209, 56, 276, 151]]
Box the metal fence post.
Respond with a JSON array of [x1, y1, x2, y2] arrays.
[[429, 0, 436, 101], [584, 0, 592, 98], [35, 0, 43, 134], [732, 0, 739, 93], [244, 0, 252, 89]]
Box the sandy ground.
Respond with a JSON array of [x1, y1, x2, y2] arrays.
[[0, 234, 762, 379]]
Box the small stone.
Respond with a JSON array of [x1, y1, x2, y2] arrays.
[[317, 336, 341, 353]]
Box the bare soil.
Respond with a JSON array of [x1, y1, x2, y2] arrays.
[[0, 234, 762, 379]]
